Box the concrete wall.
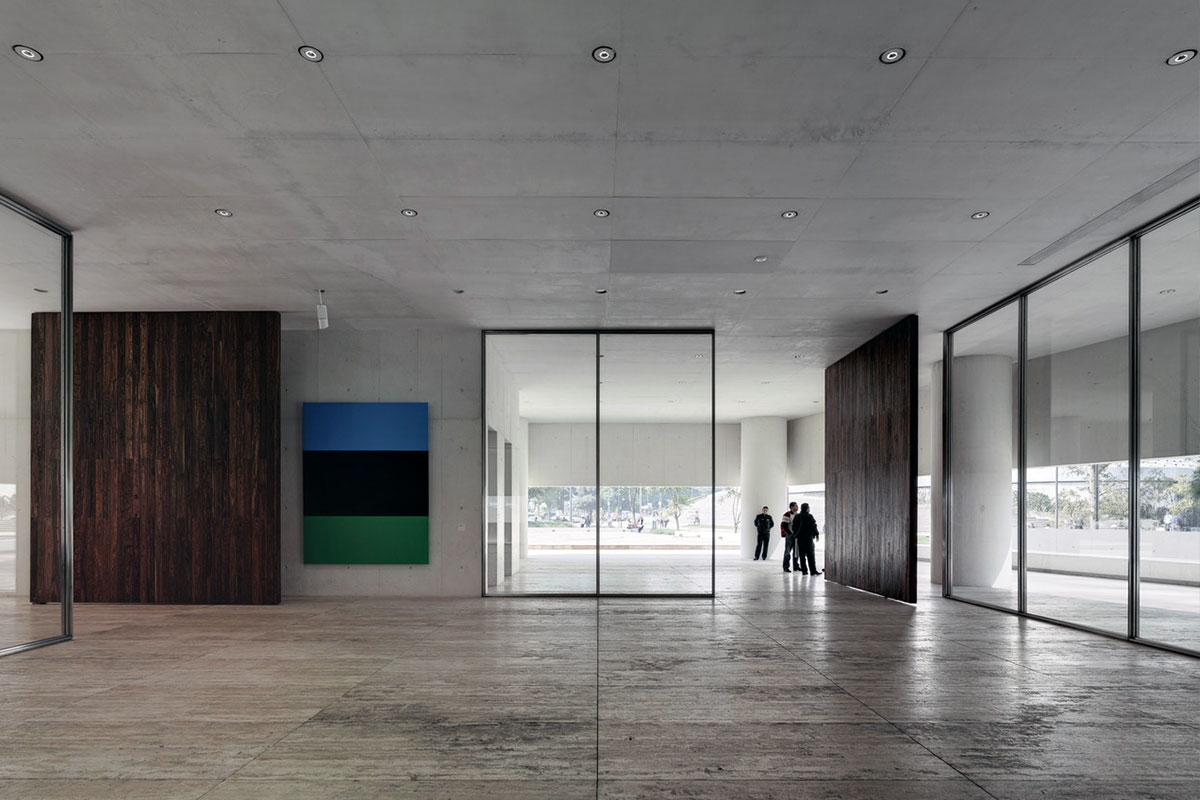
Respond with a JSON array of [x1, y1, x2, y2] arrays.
[[281, 326, 482, 596], [0, 331, 31, 597], [786, 413, 824, 485], [526, 423, 740, 487]]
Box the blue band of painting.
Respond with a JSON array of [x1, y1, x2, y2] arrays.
[[303, 402, 428, 452]]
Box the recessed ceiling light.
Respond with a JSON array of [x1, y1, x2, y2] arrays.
[[594, 288, 607, 294], [813, 400, 820, 404], [781, 210, 799, 219], [1167, 49, 1196, 66], [594, 208, 610, 218], [875, 289, 889, 294], [214, 208, 233, 217], [734, 289, 748, 295], [970, 211, 990, 220], [792, 354, 804, 359], [694, 354, 704, 359], [13, 45, 43, 62], [33, 287, 48, 293], [453, 289, 465, 294], [879, 47, 906, 64], [1159, 288, 1177, 295], [298, 45, 324, 62], [400, 208, 418, 217], [592, 46, 616, 63], [753, 255, 769, 263]]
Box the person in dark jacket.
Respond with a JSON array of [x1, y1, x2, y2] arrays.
[[781, 502, 800, 573], [793, 502, 822, 576], [752, 506, 773, 560]]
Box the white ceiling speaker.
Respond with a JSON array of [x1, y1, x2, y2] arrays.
[[316, 289, 329, 330]]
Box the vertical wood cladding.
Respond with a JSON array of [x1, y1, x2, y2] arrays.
[[824, 315, 918, 604], [31, 312, 280, 604]]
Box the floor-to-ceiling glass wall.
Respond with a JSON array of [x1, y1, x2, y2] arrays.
[[946, 197, 1200, 656], [0, 193, 71, 656], [1137, 205, 1200, 651], [599, 333, 714, 594], [947, 301, 1019, 610], [1024, 245, 1130, 633], [484, 330, 715, 596]]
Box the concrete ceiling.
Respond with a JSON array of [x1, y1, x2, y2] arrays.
[[0, 0, 1197, 421]]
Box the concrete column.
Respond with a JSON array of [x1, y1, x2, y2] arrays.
[[739, 416, 788, 558], [950, 354, 1015, 588]]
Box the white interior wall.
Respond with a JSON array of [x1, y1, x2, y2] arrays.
[[0, 330, 31, 597], [281, 326, 482, 596], [786, 413, 825, 486], [526, 423, 740, 487], [484, 339, 527, 577]]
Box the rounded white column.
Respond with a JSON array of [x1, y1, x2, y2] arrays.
[[739, 417, 788, 559], [950, 354, 1014, 588]]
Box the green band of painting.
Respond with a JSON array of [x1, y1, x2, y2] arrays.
[[304, 516, 429, 564]]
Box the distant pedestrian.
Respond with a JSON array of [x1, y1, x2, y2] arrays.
[[781, 502, 800, 573], [753, 506, 773, 560], [793, 503, 822, 576]]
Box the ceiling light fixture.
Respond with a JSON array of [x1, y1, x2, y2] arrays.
[[214, 208, 233, 217], [1159, 288, 1177, 295], [13, 45, 43, 61], [298, 45, 324, 62], [33, 287, 48, 293], [316, 289, 329, 330], [1167, 49, 1196, 65], [792, 354, 804, 359], [753, 255, 769, 263], [400, 208, 418, 217], [594, 288, 607, 294], [693, 354, 703, 359], [592, 46, 616, 63], [875, 289, 889, 294], [594, 208, 610, 218], [781, 210, 798, 219], [970, 211, 990, 220], [733, 289, 747, 294], [879, 47, 906, 64]]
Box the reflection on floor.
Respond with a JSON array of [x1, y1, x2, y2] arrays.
[[0, 599, 62, 649], [0, 562, 1199, 798], [951, 568, 1200, 652]]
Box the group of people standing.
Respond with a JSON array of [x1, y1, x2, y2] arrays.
[[752, 503, 822, 575]]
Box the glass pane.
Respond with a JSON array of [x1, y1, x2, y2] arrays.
[[1138, 207, 1200, 650], [0, 207, 63, 649], [599, 333, 714, 594], [486, 334, 596, 594], [949, 302, 1019, 609], [1026, 245, 1130, 633]]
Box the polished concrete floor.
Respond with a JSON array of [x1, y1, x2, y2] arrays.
[[1, 562, 1199, 799]]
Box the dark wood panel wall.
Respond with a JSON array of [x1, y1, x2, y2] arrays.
[[31, 312, 281, 604], [824, 315, 918, 603]]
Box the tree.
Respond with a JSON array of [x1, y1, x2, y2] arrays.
[[728, 487, 741, 532], [664, 487, 693, 530]]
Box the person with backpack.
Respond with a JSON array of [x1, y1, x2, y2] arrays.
[[780, 501, 800, 573], [752, 506, 773, 560]]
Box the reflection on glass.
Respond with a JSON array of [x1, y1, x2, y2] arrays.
[[1025, 245, 1130, 633], [0, 206, 64, 650], [1138, 207, 1200, 650], [600, 334, 714, 594], [485, 334, 596, 594], [949, 302, 1019, 609]]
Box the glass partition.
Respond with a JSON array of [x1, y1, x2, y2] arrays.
[[483, 330, 715, 596], [1024, 245, 1130, 633], [1137, 206, 1200, 651], [948, 301, 1019, 610], [946, 197, 1200, 657], [599, 333, 714, 594], [0, 194, 71, 657]]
